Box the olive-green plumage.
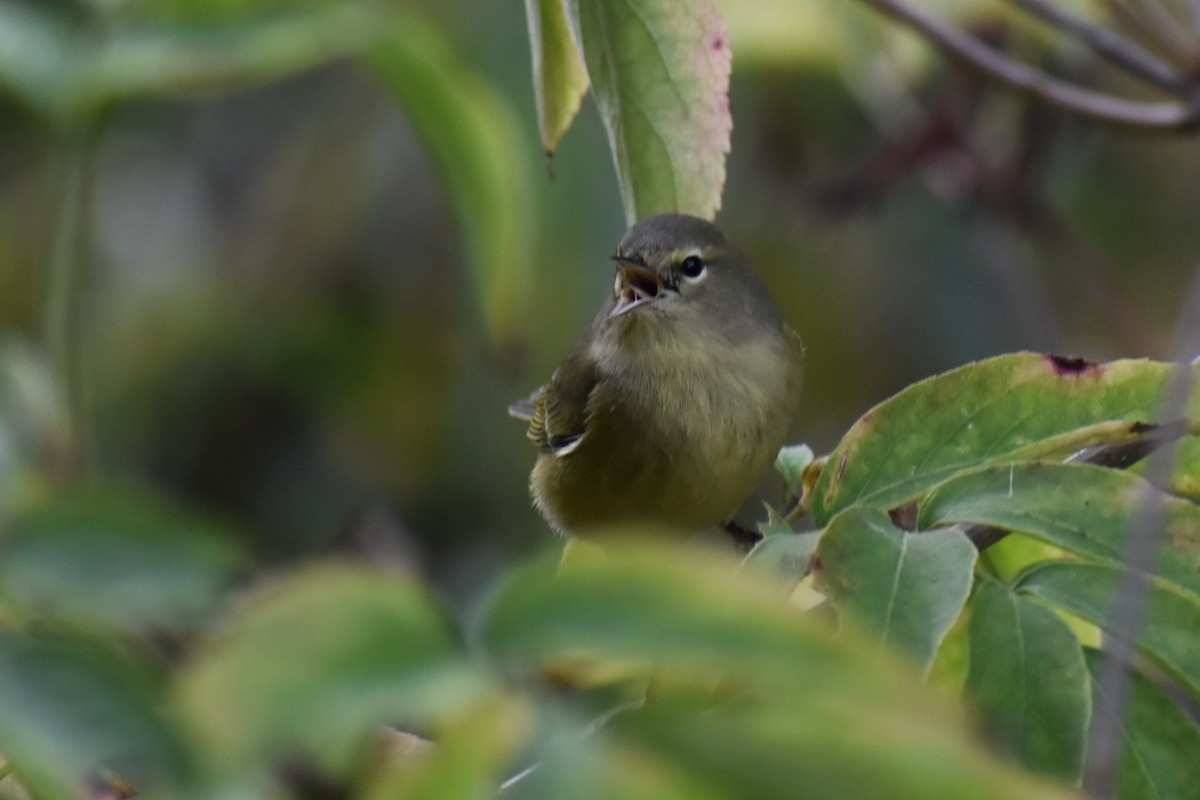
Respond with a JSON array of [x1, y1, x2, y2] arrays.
[[511, 214, 804, 538]]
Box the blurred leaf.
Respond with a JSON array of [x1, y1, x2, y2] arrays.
[[367, 18, 533, 345], [1018, 562, 1200, 699], [817, 506, 976, 670], [502, 706, 723, 800], [1084, 648, 1200, 800], [611, 687, 1077, 800], [564, 0, 731, 223], [918, 462, 1200, 596], [177, 564, 488, 774], [811, 354, 1184, 526], [0, 487, 247, 633], [0, 1, 397, 121], [716, 0, 847, 66], [525, 0, 589, 157], [967, 579, 1090, 781], [0, 340, 66, 514], [97, 4, 389, 97], [0, 2, 76, 119], [364, 694, 532, 800], [774, 443, 814, 495], [484, 542, 1075, 800], [127, 0, 352, 26], [483, 543, 899, 697], [0, 631, 186, 800]]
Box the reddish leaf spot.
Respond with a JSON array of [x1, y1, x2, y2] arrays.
[[889, 503, 918, 532], [1046, 354, 1103, 377], [708, 33, 727, 51]]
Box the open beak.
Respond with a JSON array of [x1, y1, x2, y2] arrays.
[[610, 258, 663, 318]]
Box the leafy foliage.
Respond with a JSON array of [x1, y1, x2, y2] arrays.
[[2, 0, 1199, 798]]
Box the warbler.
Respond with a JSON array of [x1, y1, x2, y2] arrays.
[[510, 213, 804, 540]]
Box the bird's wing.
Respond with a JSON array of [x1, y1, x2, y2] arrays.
[[527, 350, 599, 456]]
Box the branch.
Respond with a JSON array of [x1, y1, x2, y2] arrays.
[[857, 0, 1200, 130], [1117, 0, 1200, 69], [1004, 0, 1191, 95]]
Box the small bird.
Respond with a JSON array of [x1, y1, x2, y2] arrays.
[[510, 213, 804, 541]]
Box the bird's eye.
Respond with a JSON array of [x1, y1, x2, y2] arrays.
[[680, 255, 705, 279]]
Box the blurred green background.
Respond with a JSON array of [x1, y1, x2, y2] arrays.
[[1, 0, 1197, 601]]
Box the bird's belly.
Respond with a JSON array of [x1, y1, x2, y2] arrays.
[[531, 396, 779, 537]]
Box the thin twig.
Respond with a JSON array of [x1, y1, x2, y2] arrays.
[[1107, 0, 1186, 62], [857, 0, 1199, 129], [1128, 0, 1200, 68], [1082, 263, 1200, 798], [1004, 0, 1190, 95]]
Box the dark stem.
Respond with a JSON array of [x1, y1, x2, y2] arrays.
[[43, 133, 98, 478], [1004, 0, 1191, 95], [1121, 0, 1200, 68]]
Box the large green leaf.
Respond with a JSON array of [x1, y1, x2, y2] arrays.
[[0, 487, 247, 633], [1083, 649, 1200, 800], [811, 354, 1184, 526], [816, 506, 976, 670], [481, 542, 916, 705], [967, 579, 1090, 781], [1018, 562, 1200, 699], [0, 632, 187, 800], [918, 462, 1200, 595], [482, 543, 1076, 800], [367, 19, 533, 345], [176, 564, 487, 775], [525, 0, 590, 156], [611, 686, 1077, 800], [565, 0, 732, 223]]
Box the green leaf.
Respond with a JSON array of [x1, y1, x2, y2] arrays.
[[811, 354, 1182, 526], [1018, 562, 1200, 699], [367, 19, 533, 344], [611, 687, 1077, 800], [0, 632, 186, 800], [742, 530, 820, 589], [501, 707, 724, 800], [1083, 648, 1200, 800], [177, 564, 487, 775], [0, 487, 247, 633], [483, 542, 1076, 800], [483, 542, 927, 708], [919, 462, 1200, 596], [525, 0, 590, 156], [565, 0, 731, 223], [363, 694, 533, 800], [816, 506, 976, 670], [966, 579, 1090, 780], [774, 443, 814, 495]]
